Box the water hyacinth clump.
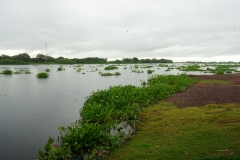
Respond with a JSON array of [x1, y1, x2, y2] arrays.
[[147, 70, 154, 74], [38, 74, 197, 159], [1, 69, 13, 75], [45, 69, 50, 72], [57, 67, 63, 71], [104, 65, 118, 70], [36, 72, 49, 78]]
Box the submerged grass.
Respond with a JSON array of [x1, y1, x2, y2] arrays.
[[14, 70, 23, 74], [107, 102, 240, 160]]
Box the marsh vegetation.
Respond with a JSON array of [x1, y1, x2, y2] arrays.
[[36, 72, 49, 78], [38, 74, 196, 159]]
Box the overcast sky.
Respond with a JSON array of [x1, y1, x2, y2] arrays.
[[0, 0, 240, 62]]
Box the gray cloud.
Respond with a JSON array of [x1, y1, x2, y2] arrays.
[[0, 0, 240, 61]]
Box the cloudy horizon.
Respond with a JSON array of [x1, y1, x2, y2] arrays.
[[1, 0, 240, 62]]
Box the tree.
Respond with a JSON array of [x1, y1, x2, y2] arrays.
[[13, 53, 31, 62], [122, 58, 133, 63], [132, 57, 139, 63], [45, 55, 55, 62], [36, 54, 46, 62], [0, 54, 11, 59]]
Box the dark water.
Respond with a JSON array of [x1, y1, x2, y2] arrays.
[[0, 64, 208, 159]]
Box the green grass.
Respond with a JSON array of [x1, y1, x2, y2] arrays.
[[36, 72, 49, 78], [106, 102, 240, 160]]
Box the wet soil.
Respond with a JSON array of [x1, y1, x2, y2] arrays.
[[166, 73, 240, 108]]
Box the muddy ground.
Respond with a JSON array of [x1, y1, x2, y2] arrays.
[[166, 73, 240, 108]]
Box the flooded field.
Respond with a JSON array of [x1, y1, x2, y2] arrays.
[[0, 63, 239, 159]]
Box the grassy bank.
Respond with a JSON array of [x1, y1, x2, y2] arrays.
[[106, 102, 240, 160]]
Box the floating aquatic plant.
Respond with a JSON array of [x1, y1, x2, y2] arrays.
[[1, 69, 13, 75], [36, 72, 49, 78]]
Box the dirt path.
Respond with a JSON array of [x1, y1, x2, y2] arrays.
[[166, 73, 240, 108]]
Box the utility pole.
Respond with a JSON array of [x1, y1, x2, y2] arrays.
[[45, 43, 48, 61], [45, 43, 47, 56]]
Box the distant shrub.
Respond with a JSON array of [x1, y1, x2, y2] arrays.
[[1, 69, 13, 75], [37, 72, 49, 78]]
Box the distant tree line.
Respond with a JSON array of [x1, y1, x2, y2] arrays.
[[0, 53, 173, 64], [109, 57, 173, 63]]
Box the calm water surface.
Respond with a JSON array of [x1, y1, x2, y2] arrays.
[[0, 64, 210, 159]]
